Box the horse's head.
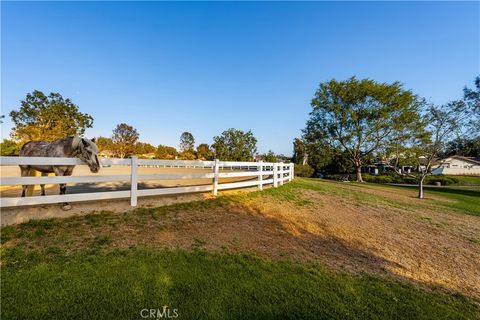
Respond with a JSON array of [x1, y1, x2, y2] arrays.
[[72, 137, 100, 173]]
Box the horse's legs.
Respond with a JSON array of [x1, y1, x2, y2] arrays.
[[54, 167, 65, 195], [57, 166, 73, 195], [20, 166, 30, 197], [40, 172, 47, 196], [54, 166, 73, 210]]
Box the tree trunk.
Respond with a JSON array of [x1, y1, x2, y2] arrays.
[[355, 165, 363, 182], [418, 175, 425, 199], [302, 153, 308, 165]]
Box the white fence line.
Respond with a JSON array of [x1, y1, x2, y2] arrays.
[[0, 156, 294, 208]]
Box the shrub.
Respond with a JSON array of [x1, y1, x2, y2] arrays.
[[322, 173, 353, 181], [361, 173, 460, 186], [324, 174, 341, 180], [321, 170, 464, 186], [425, 176, 459, 186], [178, 151, 195, 160], [402, 176, 418, 184], [294, 164, 314, 177], [362, 174, 393, 184]]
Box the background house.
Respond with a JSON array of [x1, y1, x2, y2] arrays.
[[432, 155, 480, 176]]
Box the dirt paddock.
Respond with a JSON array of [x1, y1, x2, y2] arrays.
[[0, 165, 261, 226]]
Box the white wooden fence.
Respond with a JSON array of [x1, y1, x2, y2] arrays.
[[0, 157, 294, 208]]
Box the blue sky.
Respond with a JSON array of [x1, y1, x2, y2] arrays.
[[1, 1, 479, 155]]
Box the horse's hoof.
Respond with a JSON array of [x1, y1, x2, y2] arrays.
[[62, 204, 72, 211]]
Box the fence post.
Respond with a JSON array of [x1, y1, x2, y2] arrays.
[[130, 156, 138, 206], [279, 162, 284, 186], [258, 160, 263, 190], [273, 163, 278, 187], [213, 159, 219, 196], [290, 163, 294, 181]]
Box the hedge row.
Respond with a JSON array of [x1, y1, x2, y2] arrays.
[[324, 173, 460, 185], [294, 164, 315, 177]]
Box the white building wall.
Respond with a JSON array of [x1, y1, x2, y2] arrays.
[[432, 167, 480, 176], [433, 158, 480, 175]]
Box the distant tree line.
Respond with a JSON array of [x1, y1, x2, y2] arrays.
[[1, 91, 268, 161]]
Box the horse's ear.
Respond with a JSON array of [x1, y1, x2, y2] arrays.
[[82, 139, 89, 147], [72, 137, 82, 150], [91, 138, 96, 143]]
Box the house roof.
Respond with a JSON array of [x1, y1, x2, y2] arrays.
[[439, 155, 480, 165], [418, 157, 440, 166]]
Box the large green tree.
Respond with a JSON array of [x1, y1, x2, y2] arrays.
[[156, 145, 178, 160], [111, 123, 139, 158], [305, 140, 354, 174], [463, 76, 480, 132], [304, 77, 420, 182], [294, 134, 351, 174], [464, 76, 479, 112], [292, 138, 307, 165], [135, 142, 156, 155], [0, 139, 20, 156], [212, 128, 257, 161], [178, 150, 196, 160], [262, 150, 277, 163], [95, 136, 114, 153], [443, 137, 480, 158], [196, 143, 212, 160], [9, 90, 93, 143], [179, 132, 195, 153]]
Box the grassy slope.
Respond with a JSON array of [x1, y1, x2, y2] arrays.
[[330, 174, 479, 214], [1, 178, 479, 319], [452, 175, 480, 186], [264, 178, 480, 216], [393, 185, 480, 216]]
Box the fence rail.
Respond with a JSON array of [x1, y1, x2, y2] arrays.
[[0, 157, 294, 208]]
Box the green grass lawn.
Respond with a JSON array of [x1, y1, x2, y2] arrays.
[[269, 178, 480, 216], [2, 248, 478, 320], [452, 175, 480, 186], [360, 173, 480, 187], [393, 185, 480, 216]]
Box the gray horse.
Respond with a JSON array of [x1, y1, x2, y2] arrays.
[[19, 137, 100, 201]]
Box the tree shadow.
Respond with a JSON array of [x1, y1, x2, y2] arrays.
[[120, 199, 479, 300], [263, 211, 475, 299]]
